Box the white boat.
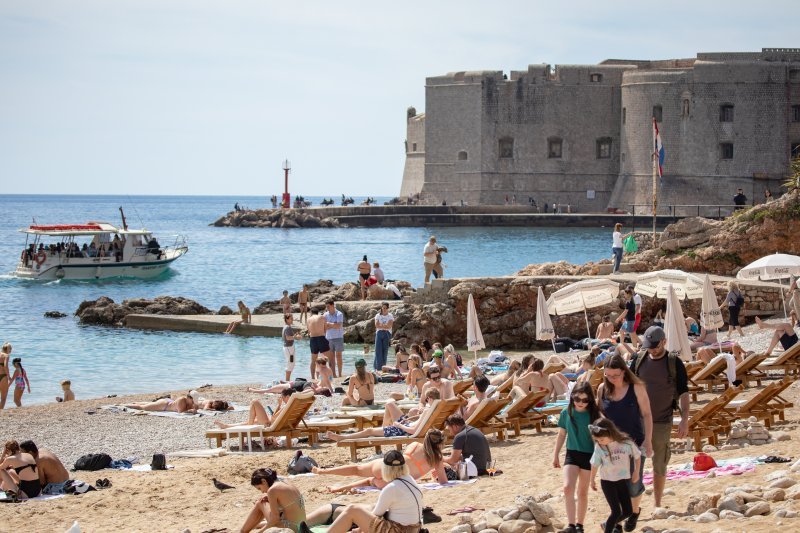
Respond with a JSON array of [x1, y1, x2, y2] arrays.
[[14, 214, 188, 280]]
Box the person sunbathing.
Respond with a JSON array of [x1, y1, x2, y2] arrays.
[[593, 315, 616, 345], [342, 358, 375, 406], [224, 300, 251, 334], [197, 399, 234, 411], [694, 346, 745, 386], [440, 344, 462, 380], [313, 429, 448, 493], [690, 326, 718, 350], [313, 355, 335, 391], [247, 379, 332, 397], [240, 468, 306, 532], [324, 390, 441, 443], [561, 353, 596, 382], [382, 345, 410, 375], [213, 389, 292, 430], [124, 394, 197, 413], [512, 357, 568, 403], [420, 365, 454, 403], [755, 316, 799, 356], [490, 360, 521, 386]]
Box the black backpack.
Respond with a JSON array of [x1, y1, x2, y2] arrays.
[[74, 453, 112, 471]]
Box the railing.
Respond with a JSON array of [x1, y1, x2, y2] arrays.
[[627, 204, 742, 231]]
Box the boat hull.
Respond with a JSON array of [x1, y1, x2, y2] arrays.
[[14, 249, 187, 281]]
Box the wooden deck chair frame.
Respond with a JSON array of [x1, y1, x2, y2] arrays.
[[464, 396, 512, 441], [205, 390, 319, 449], [724, 378, 795, 427], [453, 379, 474, 397], [501, 389, 550, 436], [336, 397, 464, 461], [734, 352, 768, 387], [689, 357, 728, 393], [493, 375, 514, 396], [673, 385, 743, 451], [757, 342, 800, 377]]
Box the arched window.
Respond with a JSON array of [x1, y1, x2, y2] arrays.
[[499, 137, 514, 159], [458, 150, 468, 161], [682, 99, 690, 117], [548, 137, 563, 159]]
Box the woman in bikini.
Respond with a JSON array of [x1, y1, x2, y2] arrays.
[[342, 358, 375, 406], [0, 342, 11, 410], [490, 360, 521, 387], [512, 357, 568, 403], [240, 468, 306, 532], [313, 429, 448, 493], [0, 440, 41, 499], [441, 344, 462, 380], [124, 394, 197, 413], [382, 345, 410, 375], [224, 301, 251, 334]]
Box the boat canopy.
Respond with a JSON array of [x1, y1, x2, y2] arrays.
[[19, 222, 151, 236]]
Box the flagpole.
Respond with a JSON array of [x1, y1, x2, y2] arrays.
[[652, 118, 658, 241]]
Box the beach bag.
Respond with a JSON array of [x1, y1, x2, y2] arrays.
[[64, 480, 96, 495], [464, 455, 478, 478], [693, 452, 717, 472], [150, 454, 167, 471], [735, 292, 745, 306], [287, 451, 318, 475], [554, 342, 569, 353], [623, 234, 638, 253], [73, 453, 112, 471]]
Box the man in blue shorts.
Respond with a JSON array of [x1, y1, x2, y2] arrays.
[[324, 300, 345, 378]]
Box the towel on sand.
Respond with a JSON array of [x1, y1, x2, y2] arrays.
[[642, 456, 758, 485], [354, 478, 477, 493]]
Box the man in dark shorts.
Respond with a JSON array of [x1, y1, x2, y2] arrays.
[[755, 316, 799, 356], [443, 414, 491, 477], [19, 440, 69, 495], [306, 311, 330, 379]]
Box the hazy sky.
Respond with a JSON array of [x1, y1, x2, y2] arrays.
[[1, 1, 797, 197]]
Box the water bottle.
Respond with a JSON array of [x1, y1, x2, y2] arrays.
[[457, 461, 468, 481]]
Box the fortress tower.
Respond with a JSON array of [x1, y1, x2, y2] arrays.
[[401, 49, 800, 211]]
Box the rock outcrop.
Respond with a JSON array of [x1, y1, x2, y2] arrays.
[[75, 296, 212, 326], [253, 279, 415, 315], [212, 209, 342, 229]]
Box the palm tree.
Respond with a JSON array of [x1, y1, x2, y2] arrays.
[[786, 155, 800, 191]]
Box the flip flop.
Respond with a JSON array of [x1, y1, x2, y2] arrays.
[[447, 506, 485, 515]]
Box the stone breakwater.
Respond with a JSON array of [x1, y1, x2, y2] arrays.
[[212, 208, 342, 228]]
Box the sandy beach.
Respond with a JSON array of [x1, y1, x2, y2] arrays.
[[2, 320, 800, 533]]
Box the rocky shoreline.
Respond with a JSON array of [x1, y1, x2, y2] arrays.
[[212, 208, 343, 228]]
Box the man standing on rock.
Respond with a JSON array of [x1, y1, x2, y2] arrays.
[[423, 236, 444, 284], [307, 311, 330, 379], [324, 300, 345, 378], [628, 326, 690, 530]]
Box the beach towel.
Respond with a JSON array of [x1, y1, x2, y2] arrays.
[[354, 478, 477, 493], [642, 456, 758, 485], [100, 405, 238, 418], [168, 448, 227, 458], [130, 464, 175, 472]]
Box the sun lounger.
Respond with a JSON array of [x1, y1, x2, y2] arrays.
[[673, 385, 743, 451], [336, 397, 464, 461], [734, 352, 769, 387], [499, 389, 549, 436], [453, 379, 474, 396], [464, 396, 512, 441], [689, 357, 728, 393], [724, 378, 795, 427], [757, 342, 800, 377], [493, 376, 514, 397], [205, 390, 319, 450]]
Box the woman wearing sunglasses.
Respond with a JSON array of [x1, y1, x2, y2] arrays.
[[552, 382, 601, 533]]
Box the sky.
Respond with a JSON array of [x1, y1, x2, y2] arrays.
[[0, 1, 797, 197]]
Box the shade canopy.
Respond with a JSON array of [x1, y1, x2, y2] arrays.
[[546, 279, 621, 316], [664, 284, 692, 361], [700, 274, 724, 330], [466, 293, 486, 354], [536, 286, 556, 341], [635, 269, 704, 300], [736, 253, 800, 281]]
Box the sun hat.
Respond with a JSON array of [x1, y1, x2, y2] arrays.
[[383, 450, 405, 466], [641, 326, 666, 349], [355, 358, 367, 367]]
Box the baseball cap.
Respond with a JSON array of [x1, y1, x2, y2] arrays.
[[432, 350, 443, 358], [641, 326, 666, 349], [355, 358, 367, 367], [383, 450, 406, 466]]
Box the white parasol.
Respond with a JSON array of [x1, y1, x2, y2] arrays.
[[737, 253, 800, 317], [700, 274, 725, 331], [635, 269, 704, 300], [466, 293, 485, 362], [535, 286, 557, 352], [664, 283, 692, 361], [546, 278, 620, 338]]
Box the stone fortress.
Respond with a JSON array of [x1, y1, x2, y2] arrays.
[[400, 49, 800, 212]]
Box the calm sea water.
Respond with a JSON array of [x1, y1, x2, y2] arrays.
[[0, 195, 612, 405]]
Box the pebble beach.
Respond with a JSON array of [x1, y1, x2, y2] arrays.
[[2, 319, 800, 532]]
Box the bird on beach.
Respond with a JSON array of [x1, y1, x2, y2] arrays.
[[212, 478, 235, 491]]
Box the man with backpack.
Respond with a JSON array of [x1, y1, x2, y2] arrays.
[[628, 326, 690, 528]]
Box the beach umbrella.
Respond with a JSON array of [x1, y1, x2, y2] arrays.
[[546, 278, 620, 339], [635, 269, 704, 300], [466, 293, 485, 362], [700, 274, 725, 331], [664, 284, 692, 361], [737, 253, 800, 317], [535, 286, 557, 352]]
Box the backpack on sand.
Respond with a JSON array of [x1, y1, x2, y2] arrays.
[[73, 453, 112, 472]]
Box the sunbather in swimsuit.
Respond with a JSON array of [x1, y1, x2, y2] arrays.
[[13, 463, 41, 498]]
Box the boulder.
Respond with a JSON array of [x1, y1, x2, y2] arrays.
[[44, 311, 67, 318], [744, 501, 771, 517], [764, 488, 785, 502], [769, 477, 797, 489], [471, 520, 488, 532], [497, 520, 539, 533], [217, 305, 234, 315], [687, 494, 721, 515], [718, 495, 744, 512], [651, 507, 678, 520], [502, 510, 520, 521], [451, 525, 472, 533], [695, 512, 719, 523], [775, 509, 798, 518], [719, 510, 744, 519], [75, 295, 212, 326], [524, 500, 553, 526]]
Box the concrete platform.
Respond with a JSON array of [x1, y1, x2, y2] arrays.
[[124, 313, 296, 337]]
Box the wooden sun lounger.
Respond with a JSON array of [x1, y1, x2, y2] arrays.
[[735, 352, 769, 387], [673, 385, 743, 451], [723, 378, 795, 427], [493, 376, 514, 396], [689, 357, 729, 393], [500, 389, 549, 436], [464, 396, 512, 441], [205, 390, 319, 450], [453, 379, 474, 397], [757, 343, 800, 377], [336, 397, 464, 461]]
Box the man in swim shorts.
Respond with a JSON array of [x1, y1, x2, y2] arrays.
[[324, 300, 345, 377], [307, 311, 330, 379]]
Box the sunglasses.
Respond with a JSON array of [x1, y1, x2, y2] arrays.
[[603, 371, 623, 379], [430, 375, 441, 380], [572, 396, 590, 404]]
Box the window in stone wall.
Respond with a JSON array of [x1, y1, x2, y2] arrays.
[[622, 108, 626, 124], [548, 138, 563, 159], [652, 105, 663, 123], [499, 137, 514, 159], [720, 143, 734, 160], [596, 137, 612, 159], [682, 99, 690, 117], [412, 142, 417, 152], [720, 104, 734, 122], [793, 105, 800, 122], [458, 150, 468, 161], [590, 73, 603, 83]]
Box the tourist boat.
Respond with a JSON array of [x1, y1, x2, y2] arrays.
[[14, 211, 188, 280]]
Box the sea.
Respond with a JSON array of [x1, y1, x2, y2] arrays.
[[0, 195, 614, 405]]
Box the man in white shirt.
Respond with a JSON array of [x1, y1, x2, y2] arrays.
[[372, 262, 385, 284], [423, 235, 441, 284], [630, 285, 643, 334]]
